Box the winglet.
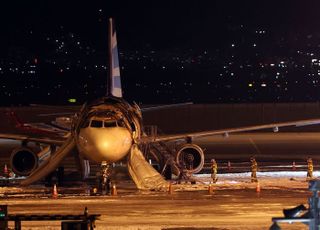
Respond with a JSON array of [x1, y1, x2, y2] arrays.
[[107, 18, 122, 98]]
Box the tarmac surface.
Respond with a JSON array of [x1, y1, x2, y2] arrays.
[[0, 105, 319, 229], [0, 172, 315, 230]]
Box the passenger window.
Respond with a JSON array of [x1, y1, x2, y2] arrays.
[[104, 121, 117, 128], [91, 120, 103, 128]]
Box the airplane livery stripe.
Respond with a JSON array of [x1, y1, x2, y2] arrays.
[[112, 67, 120, 79], [112, 32, 117, 49], [112, 46, 120, 69], [111, 29, 122, 97], [113, 75, 121, 88], [112, 88, 122, 96], [112, 34, 120, 70]]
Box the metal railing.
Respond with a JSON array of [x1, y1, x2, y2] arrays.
[[270, 180, 320, 230]]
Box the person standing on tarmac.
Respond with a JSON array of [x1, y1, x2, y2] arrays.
[[211, 159, 218, 183], [250, 157, 258, 183], [307, 157, 314, 180]]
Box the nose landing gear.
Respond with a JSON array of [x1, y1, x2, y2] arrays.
[[99, 161, 112, 195]]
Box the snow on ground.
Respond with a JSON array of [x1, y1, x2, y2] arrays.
[[173, 171, 317, 191], [0, 171, 316, 195], [196, 170, 320, 178]]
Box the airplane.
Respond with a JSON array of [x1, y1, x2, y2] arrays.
[[1, 18, 320, 190]]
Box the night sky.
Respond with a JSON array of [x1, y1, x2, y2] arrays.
[[1, 1, 319, 49], [1, 1, 320, 104]]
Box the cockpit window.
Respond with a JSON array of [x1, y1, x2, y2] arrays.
[[90, 120, 103, 128], [104, 121, 117, 128]]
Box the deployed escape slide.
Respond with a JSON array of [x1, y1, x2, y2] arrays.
[[128, 144, 169, 191]]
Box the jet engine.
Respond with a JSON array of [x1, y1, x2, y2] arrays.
[[10, 146, 51, 176], [175, 144, 204, 174]]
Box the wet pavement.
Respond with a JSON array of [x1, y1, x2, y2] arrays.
[[0, 177, 313, 230]]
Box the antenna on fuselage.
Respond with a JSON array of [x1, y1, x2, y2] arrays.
[[107, 18, 123, 98]]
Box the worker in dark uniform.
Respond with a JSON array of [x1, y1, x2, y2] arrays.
[[100, 162, 112, 195], [307, 157, 314, 180], [211, 159, 218, 183], [250, 157, 258, 183]]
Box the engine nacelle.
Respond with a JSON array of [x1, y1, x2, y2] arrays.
[[176, 144, 204, 174], [10, 147, 38, 176]]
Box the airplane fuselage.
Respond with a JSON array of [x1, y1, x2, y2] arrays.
[[73, 97, 142, 163]]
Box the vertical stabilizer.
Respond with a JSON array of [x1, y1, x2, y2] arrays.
[[107, 18, 122, 98]]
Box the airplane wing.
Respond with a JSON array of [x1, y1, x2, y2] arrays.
[[140, 118, 320, 143], [141, 102, 193, 112], [0, 133, 65, 145]]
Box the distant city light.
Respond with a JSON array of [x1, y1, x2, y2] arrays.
[[2, 20, 320, 104]]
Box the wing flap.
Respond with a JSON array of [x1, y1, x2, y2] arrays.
[[20, 136, 76, 186]]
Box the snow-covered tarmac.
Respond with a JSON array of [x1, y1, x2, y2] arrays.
[[0, 171, 316, 230]]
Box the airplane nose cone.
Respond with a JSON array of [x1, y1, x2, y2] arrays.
[[78, 127, 132, 162]]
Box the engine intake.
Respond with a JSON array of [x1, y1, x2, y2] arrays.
[[10, 148, 38, 176], [176, 144, 204, 174]]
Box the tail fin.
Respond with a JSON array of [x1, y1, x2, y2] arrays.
[[107, 18, 122, 98]]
